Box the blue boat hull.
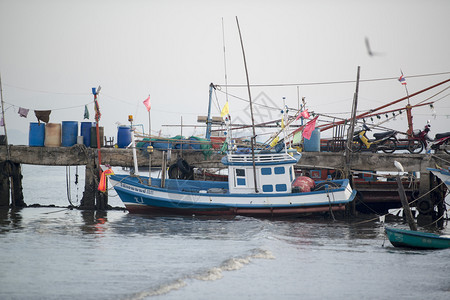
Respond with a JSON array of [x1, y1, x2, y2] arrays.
[[110, 175, 356, 216], [385, 227, 450, 250]]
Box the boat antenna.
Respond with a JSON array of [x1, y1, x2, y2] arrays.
[[400, 69, 411, 105], [222, 18, 232, 150], [222, 17, 229, 103], [236, 16, 258, 193]]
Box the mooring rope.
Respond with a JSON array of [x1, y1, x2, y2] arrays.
[[430, 154, 450, 166], [352, 181, 446, 225]]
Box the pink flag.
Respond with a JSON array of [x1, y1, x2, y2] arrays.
[[143, 96, 151, 111], [302, 116, 318, 140], [296, 109, 310, 121], [301, 109, 310, 119]]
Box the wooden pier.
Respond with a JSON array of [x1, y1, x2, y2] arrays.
[[0, 145, 448, 220]]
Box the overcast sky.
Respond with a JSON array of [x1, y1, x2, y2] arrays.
[[1, 0, 449, 144]]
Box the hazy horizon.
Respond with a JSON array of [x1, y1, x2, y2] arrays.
[[1, 0, 449, 144]]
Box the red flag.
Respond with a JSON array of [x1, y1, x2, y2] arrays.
[[143, 96, 151, 111], [302, 116, 318, 140]]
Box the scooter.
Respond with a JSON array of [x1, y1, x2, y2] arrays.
[[350, 124, 398, 153], [407, 122, 450, 154]]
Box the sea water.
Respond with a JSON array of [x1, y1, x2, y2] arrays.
[[0, 165, 449, 300]]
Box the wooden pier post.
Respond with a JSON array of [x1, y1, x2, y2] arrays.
[[80, 162, 96, 209], [80, 155, 108, 210], [10, 162, 25, 207], [0, 161, 25, 207], [0, 162, 9, 206]]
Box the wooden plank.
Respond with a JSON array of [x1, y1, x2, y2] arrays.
[[0, 145, 447, 172]]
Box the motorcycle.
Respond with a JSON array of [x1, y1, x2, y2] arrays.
[[350, 124, 398, 153], [407, 122, 450, 154]]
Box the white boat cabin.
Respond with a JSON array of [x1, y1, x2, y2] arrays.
[[221, 151, 301, 194]]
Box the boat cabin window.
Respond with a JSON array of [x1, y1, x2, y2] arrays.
[[262, 185, 273, 192], [261, 167, 272, 175], [235, 168, 246, 186], [274, 167, 285, 174], [275, 184, 287, 192], [236, 169, 245, 177]]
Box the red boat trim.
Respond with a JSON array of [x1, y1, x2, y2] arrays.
[[124, 203, 346, 216]]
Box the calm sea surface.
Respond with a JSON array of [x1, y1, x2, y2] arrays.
[[0, 165, 449, 300]]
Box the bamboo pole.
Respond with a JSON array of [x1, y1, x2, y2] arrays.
[[236, 16, 258, 193], [396, 174, 417, 231]]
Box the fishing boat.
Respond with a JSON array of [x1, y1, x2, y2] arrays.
[[110, 20, 358, 216], [427, 167, 450, 190], [110, 148, 356, 216], [385, 227, 450, 250]]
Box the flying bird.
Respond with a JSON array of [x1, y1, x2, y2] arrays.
[[365, 37, 383, 57]]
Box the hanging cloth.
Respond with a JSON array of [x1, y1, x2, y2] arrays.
[[18, 107, 29, 118], [94, 100, 101, 121], [0, 117, 4, 126], [84, 105, 90, 119], [34, 110, 51, 124]]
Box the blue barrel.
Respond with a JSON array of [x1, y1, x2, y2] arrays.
[[117, 126, 132, 148], [303, 128, 321, 152], [81, 122, 93, 147], [29, 122, 45, 146], [61, 121, 78, 147]]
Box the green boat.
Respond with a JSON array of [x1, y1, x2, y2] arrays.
[[385, 227, 450, 250]]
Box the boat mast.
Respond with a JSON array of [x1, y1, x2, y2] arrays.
[[236, 16, 258, 193], [205, 83, 215, 140], [0, 73, 10, 160]]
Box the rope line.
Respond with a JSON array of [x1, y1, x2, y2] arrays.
[[219, 71, 450, 88], [352, 181, 446, 225], [3, 100, 93, 112]]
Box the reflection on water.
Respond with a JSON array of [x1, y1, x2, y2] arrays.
[[112, 214, 267, 241], [0, 208, 449, 300], [80, 210, 109, 235], [0, 208, 24, 234]]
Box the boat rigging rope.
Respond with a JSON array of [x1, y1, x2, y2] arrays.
[[325, 186, 336, 221], [65, 166, 74, 207], [75, 166, 79, 204], [352, 181, 446, 225], [430, 154, 450, 166]]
